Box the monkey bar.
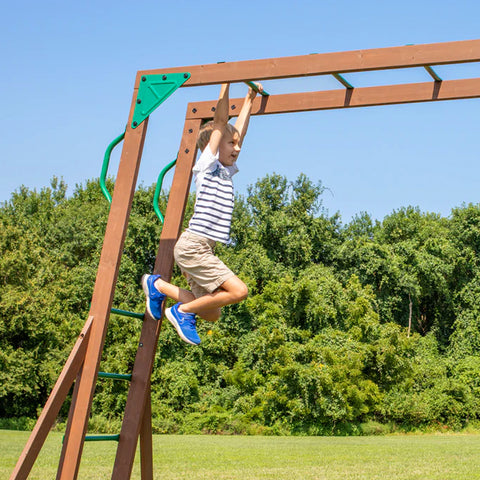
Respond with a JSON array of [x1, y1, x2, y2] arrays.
[[10, 39, 480, 480]]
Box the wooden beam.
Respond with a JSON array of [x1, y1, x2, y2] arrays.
[[136, 39, 480, 87], [111, 117, 202, 479], [139, 387, 153, 480], [58, 111, 149, 479], [56, 367, 83, 480], [10, 317, 93, 480], [184, 77, 480, 118]]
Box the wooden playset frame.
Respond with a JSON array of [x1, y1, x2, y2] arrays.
[[10, 39, 480, 480]]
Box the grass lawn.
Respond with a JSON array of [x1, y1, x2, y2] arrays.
[[3, 430, 480, 479]]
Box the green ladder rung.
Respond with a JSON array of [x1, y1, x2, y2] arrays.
[[85, 434, 120, 442], [62, 434, 120, 443], [98, 372, 132, 381], [110, 307, 144, 320]]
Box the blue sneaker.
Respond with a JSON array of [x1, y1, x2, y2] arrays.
[[165, 303, 201, 345], [141, 274, 166, 320]]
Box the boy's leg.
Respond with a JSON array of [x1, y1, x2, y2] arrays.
[[153, 277, 195, 304], [154, 277, 220, 321], [178, 276, 248, 315], [164, 277, 247, 346]]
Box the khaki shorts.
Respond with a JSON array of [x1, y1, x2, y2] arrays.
[[174, 230, 235, 298]]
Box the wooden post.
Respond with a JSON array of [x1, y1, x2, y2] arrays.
[[9, 317, 93, 480], [111, 117, 202, 479], [139, 386, 153, 480], [57, 113, 149, 478], [56, 367, 83, 479]]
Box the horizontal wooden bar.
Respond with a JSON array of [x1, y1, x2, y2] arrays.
[[137, 39, 480, 87], [185, 77, 480, 118]]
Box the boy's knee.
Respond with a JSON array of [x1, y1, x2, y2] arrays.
[[235, 282, 249, 302], [221, 276, 249, 303]]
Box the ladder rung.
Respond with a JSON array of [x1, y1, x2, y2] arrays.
[[424, 65, 442, 81], [62, 434, 120, 443], [111, 307, 144, 320], [332, 73, 354, 89], [98, 372, 132, 381], [85, 434, 120, 442]]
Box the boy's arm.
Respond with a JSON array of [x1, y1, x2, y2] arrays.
[[234, 82, 263, 147], [208, 83, 230, 155]]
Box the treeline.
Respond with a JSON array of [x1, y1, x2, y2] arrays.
[[1, 174, 480, 435]]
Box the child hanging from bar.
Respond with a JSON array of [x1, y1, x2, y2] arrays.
[[142, 82, 263, 345]]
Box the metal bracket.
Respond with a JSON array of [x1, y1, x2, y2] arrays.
[[131, 72, 190, 128]]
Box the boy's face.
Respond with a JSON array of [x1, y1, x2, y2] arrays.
[[218, 131, 240, 167]]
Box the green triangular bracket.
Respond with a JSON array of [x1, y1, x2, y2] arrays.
[[131, 72, 190, 128]]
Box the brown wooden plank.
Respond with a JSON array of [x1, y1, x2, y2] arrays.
[[10, 317, 93, 480], [56, 368, 83, 480], [139, 387, 153, 480], [111, 118, 202, 479], [184, 77, 480, 118], [136, 39, 480, 87], [58, 115, 149, 479]]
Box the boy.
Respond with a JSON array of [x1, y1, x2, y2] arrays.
[[142, 82, 262, 345]]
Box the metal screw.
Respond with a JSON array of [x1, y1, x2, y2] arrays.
[[192, 108, 197, 113], [139, 342, 143, 347], [137, 99, 142, 104], [188, 129, 193, 133], [184, 73, 188, 78], [162, 75, 167, 80], [133, 121, 138, 127], [185, 149, 190, 154], [141, 76, 146, 82], [231, 105, 236, 110], [211, 107, 216, 112]]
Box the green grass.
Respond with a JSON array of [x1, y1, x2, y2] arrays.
[[3, 430, 480, 479]]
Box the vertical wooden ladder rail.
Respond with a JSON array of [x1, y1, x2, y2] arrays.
[[56, 106, 150, 478], [111, 117, 202, 479]]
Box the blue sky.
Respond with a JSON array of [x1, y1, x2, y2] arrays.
[[1, 0, 479, 222]]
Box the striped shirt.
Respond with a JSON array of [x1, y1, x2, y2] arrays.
[[187, 145, 238, 244]]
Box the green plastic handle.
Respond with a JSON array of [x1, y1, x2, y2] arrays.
[[154, 157, 177, 223], [100, 131, 125, 204], [245, 81, 269, 96]]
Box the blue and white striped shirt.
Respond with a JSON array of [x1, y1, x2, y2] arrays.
[[187, 145, 238, 244]]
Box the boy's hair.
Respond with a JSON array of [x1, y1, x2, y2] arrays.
[[197, 121, 239, 152]]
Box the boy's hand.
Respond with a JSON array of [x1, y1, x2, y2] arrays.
[[248, 82, 263, 98]]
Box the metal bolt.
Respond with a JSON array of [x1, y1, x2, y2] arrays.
[[162, 75, 167, 80], [184, 73, 188, 78], [192, 108, 197, 113], [185, 149, 190, 154], [211, 107, 216, 112], [137, 99, 142, 104], [231, 105, 236, 110], [188, 129, 193, 133], [139, 342, 143, 347], [141, 76, 146, 82], [133, 121, 138, 127]]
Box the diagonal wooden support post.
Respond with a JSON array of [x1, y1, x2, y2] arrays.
[[10, 316, 93, 480], [56, 366, 84, 479], [57, 114, 149, 479], [111, 117, 202, 479]]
